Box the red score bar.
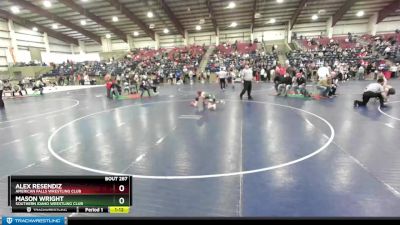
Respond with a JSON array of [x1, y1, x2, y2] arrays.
[[13, 183, 130, 195]]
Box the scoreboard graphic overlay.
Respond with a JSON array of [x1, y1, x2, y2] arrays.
[[8, 176, 132, 214]]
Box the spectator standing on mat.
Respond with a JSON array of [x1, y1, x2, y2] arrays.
[[240, 64, 253, 100], [354, 78, 387, 108]]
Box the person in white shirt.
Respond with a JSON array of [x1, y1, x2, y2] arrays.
[[260, 67, 266, 82], [354, 78, 386, 108], [217, 67, 227, 90], [239, 64, 253, 100], [357, 65, 365, 80], [390, 63, 398, 78], [378, 75, 396, 102], [384, 46, 391, 56], [317, 65, 330, 81]]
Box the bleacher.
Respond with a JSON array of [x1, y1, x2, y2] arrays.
[[206, 41, 277, 73]]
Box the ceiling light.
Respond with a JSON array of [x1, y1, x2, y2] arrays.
[[43, 0, 52, 8], [269, 18, 276, 23], [230, 22, 237, 27], [199, 19, 205, 24], [106, 34, 111, 39], [147, 11, 154, 18], [277, 0, 284, 3], [81, 0, 89, 2], [196, 25, 202, 31], [133, 31, 139, 36], [80, 20, 86, 26], [227, 2, 236, 9], [255, 13, 261, 19], [11, 6, 20, 14], [149, 24, 155, 29], [312, 14, 318, 20], [357, 11, 364, 17], [32, 27, 38, 32], [112, 16, 118, 22], [318, 9, 326, 14], [52, 24, 58, 29], [163, 28, 169, 34]]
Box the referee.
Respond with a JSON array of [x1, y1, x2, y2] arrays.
[[240, 64, 253, 100]]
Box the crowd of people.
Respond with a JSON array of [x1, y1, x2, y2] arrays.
[[208, 41, 279, 89], [365, 31, 400, 63], [2, 33, 399, 110]]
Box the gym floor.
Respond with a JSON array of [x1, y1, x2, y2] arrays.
[[1, 80, 400, 217]]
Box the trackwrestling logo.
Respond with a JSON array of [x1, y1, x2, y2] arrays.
[[2, 217, 64, 225]]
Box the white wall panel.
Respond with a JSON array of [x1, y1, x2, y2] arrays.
[[292, 22, 326, 37], [159, 34, 184, 48], [220, 29, 251, 43], [333, 19, 369, 35], [0, 19, 9, 30], [377, 16, 400, 33], [130, 37, 155, 49], [189, 32, 215, 46], [41, 52, 74, 64], [18, 50, 32, 63], [254, 30, 286, 41], [111, 40, 129, 51], [85, 42, 102, 53], [0, 20, 11, 64]]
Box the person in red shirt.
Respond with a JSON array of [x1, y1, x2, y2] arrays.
[[383, 69, 392, 79], [105, 74, 112, 98], [106, 80, 112, 98], [77, 74, 82, 85], [279, 66, 286, 77]]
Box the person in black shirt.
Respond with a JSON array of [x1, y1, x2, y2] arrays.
[[273, 74, 282, 92], [277, 73, 293, 96], [293, 73, 310, 97]]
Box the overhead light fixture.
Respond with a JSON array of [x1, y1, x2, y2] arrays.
[[43, 0, 52, 8], [149, 24, 155, 29], [32, 27, 38, 32], [312, 14, 318, 20], [81, 0, 89, 2], [52, 24, 58, 29], [11, 6, 20, 14], [106, 34, 111, 39], [269, 18, 276, 24], [277, 0, 284, 3], [163, 28, 169, 34], [318, 9, 326, 14], [80, 20, 86, 26], [112, 16, 118, 22], [133, 31, 139, 36], [227, 2, 236, 9], [147, 11, 154, 18], [357, 11, 364, 17], [196, 25, 202, 31], [230, 22, 237, 27], [254, 13, 261, 19]]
